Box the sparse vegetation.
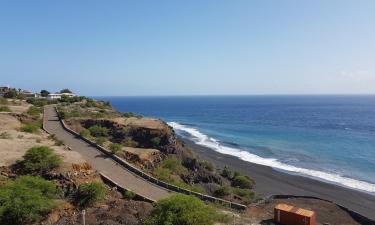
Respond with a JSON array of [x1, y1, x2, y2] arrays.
[[20, 146, 62, 175], [122, 112, 143, 118], [144, 194, 219, 225], [76, 182, 105, 208], [122, 190, 136, 200], [79, 129, 91, 138], [0, 97, 8, 105], [0, 105, 11, 112], [95, 136, 107, 145], [21, 122, 41, 133], [48, 134, 64, 146], [0, 176, 61, 225], [26, 106, 42, 116], [88, 125, 109, 137], [0, 132, 12, 139]]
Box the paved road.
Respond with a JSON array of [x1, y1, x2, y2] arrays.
[[43, 105, 173, 201]]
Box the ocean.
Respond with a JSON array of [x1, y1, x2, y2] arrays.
[[95, 95, 375, 194]]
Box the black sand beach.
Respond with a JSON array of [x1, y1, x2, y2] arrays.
[[183, 139, 375, 221]]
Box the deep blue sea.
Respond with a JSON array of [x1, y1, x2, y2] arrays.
[[95, 96, 375, 193]]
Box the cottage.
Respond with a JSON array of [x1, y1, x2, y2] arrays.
[[0, 86, 11, 96], [47, 93, 62, 100]]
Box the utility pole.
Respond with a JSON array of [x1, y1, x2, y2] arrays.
[[82, 209, 86, 225]]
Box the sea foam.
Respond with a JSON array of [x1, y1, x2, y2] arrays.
[[168, 122, 375, 194]]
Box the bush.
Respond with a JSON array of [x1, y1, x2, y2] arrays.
[[95, 136, 107, 146], [150, 136, 161, 146], [232, 188, 254, 201], [21, 123, 40, 133], [88, 125, 108, 137], [27, 106, 42, 116], [26, 98, 54, 107], [123, 112, 136, 118], [109, 143, 122, 154], [213, 186, 231, 197], [122, 137, 138, 147], [221, 166, 233, 179], [0, 176, 61, 225], [76, 182, 105, 207], [0, 106, 11, 112], [122, 190, 136, 200], [145, 194, 218, 225], [161, 157, 188, 175], [231, 175, 255, 189], [20, 146, 62, 174], [201, 160, 214, 172], [79, 129, 91, 138]]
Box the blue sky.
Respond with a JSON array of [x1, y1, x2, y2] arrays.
[[0, 0, 374, 96]]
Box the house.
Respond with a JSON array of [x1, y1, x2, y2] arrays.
[[47, 92, 76, 100], [21, 90, 38, 98], [47, 93, 62, 100], [0, 86, 11, 96]]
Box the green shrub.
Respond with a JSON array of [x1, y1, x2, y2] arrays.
[[27, 106, 42, 116], [123, 112, 136, 118], [95, 136, 107, 145], [150, 136, 161, 146], [122, 190, 136, 200], [145, 194, 218, 225], [201, 160, 214, 172], [20, 146, 62, 174], [88, 125, 108, 137], [26, 98, 53, 107], [221, 166, 233, 179], [0, 106, 11, 112], [122, 137, 138, 147], [161, 157, 188, 175], [21, 123, 40, 133], [76, 182, 105, 207], [231, 175, 255, 189], [109, 143, 122, 154], [79, 129, 91, 138], [213, 186, 231, 197], [232, 188, 254, 204], [0, 176, 61, 225]]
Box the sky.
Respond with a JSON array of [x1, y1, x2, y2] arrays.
[[0, 0, 374, 96]]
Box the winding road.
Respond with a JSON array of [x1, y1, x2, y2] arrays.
[[43, 105, 172, 201]]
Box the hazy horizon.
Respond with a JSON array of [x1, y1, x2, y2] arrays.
[[1, 1, 374, 96]]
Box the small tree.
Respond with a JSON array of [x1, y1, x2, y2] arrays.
[[0, 176, 61, 225], [60, 88, 72, 94], [76, 182, 105, 208], [20, 146, 62, 174], [40, 90, 50, 97], [145, 194, 218, 225]]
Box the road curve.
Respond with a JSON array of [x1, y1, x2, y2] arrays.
[[43, 105, 173, 201]]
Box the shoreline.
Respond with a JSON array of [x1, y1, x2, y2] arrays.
[[182, 138, 375, 220]]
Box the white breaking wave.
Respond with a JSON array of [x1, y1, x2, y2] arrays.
[[168, 122, 375, 193]]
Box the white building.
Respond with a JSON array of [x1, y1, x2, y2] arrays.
[[47, 93, 62, 100], [47, 92, 76, 100]]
